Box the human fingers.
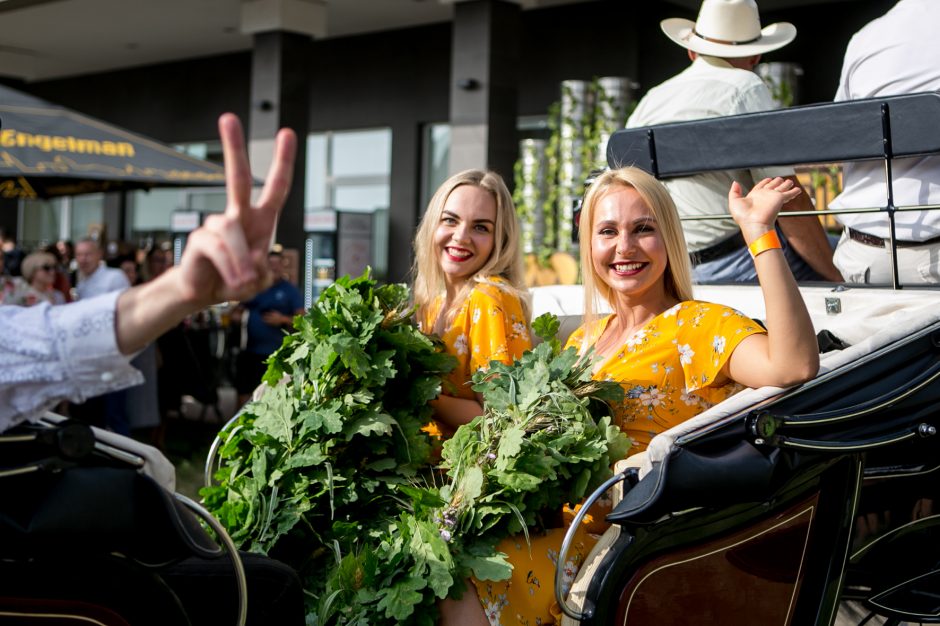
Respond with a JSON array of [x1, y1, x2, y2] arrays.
[[196, 214, 256, 288], [255, 128, 298, 233], [780, 186, 802, 201], [769, 177, 795, 192], [751, 178, 772, 191], [219, 114, 252, 219], [728, 180, 744, 201]]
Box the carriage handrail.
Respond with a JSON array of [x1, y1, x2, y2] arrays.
[[175, 493, 249, 626], [555, 468, 638, 621], [749, 354, 940, 433]]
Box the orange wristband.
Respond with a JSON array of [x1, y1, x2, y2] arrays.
[[748, 230, 782, 258]]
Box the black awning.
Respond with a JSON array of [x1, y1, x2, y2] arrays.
[[0, 85, 226, 199]]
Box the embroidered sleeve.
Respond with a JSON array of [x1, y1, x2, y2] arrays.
[[0, 291, 142, 432]]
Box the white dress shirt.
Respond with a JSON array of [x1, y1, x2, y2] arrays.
[[76, 263, 131, 300], [830, 0, 940, 241], [627, 55, 791, 251], [0, 290, 142, 432]]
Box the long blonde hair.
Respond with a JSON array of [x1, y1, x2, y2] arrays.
[[578, 166, 694, 335], [412, 169, 529, 325]]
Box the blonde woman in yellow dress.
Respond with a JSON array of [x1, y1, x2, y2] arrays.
[[412, 169, 531, 438], [445, 166, 820, 625]]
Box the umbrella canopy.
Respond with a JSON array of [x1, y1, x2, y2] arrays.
[[0, 84, 226, 199]]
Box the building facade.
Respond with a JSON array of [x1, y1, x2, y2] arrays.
[[0, 0, 895, 295]]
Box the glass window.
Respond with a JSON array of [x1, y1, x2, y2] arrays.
[[126, 140, 223, 245], [303, 128, 392, 282], [305, 134, 328, 209], [421, 123, 451, 211], [132, 188, 185, 232], [71, 194, 106, 242], [188, 189, 227, 214], [333, 184, 391, 212], [19, 197, 64, 248], [331, 129, 391, 178]]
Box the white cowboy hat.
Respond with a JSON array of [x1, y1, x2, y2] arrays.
[[661, 0, 796, 58]]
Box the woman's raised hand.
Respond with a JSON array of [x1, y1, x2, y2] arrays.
[[728, 177, 802, 240]]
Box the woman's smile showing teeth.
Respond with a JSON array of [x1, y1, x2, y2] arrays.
[[610, 261, 646, 274], [447, 247, 473, 261], [433, 184, 497, 285]]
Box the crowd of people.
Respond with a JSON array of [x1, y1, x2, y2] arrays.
[[0, 228, 297, 443]]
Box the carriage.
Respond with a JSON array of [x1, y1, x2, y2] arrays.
[[544, 91, 940, 625], [2, 93, 939, 625]]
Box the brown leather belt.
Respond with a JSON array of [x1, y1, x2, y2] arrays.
[[847, 227, 940, 248], [689, 232, 747, 267]]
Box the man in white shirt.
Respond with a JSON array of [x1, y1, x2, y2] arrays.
[[829, 0, 940, 284], [71, 238, 134, 433], [627, 0, 842, 284], [0, 113, 298, 434], [74, 238, 131, 299]]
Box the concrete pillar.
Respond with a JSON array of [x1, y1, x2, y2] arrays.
[[242, 0, 324, 286], [448, 0, 521, 182], [388, 122, 421, 283]]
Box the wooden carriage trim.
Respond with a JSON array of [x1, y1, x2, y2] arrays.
[[619, 505, 816, 626]]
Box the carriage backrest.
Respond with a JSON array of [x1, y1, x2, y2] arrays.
[[607, 91, 940, 176]]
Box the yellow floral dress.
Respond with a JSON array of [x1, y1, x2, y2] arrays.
[[473, 300, 764, 625], [420, 278, 531, 400]]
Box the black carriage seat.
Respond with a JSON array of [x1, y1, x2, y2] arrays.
[[0, 417, 305, 626], [0, 419, 217, 625]]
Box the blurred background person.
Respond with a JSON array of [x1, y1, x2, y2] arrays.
[[234, 249, 304, 407], [0, 253, 26, 305], [19, 251, 66, 306], [71, 237, 133, 435], [42, 244, 74, 303], [1, 229, 26, 278]]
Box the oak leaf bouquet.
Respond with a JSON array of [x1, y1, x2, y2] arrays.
[[203, 273, 629, 624]]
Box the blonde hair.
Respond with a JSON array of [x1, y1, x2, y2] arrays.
[[22, 251, 56, 284], [578, 166, 694, 335], [412, 169, 529, 325]]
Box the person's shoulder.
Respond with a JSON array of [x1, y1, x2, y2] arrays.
[[469, 277, 524, 308], [681, 300, 761, 327]]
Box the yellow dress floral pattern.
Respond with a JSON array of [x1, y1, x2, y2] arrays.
[[473, 300, 764, 625], [566, 300, 764, 453], [420, 278, 531, 400]]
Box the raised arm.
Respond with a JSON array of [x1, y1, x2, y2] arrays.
[[723, 177, 820, 388], [115, 114, 297, 354]]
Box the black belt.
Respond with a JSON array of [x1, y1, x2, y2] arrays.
[[689, 232, 747, 267], [847, 227, 940, 248]]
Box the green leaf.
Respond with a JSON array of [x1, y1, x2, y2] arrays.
[[377, 576, 426, 620], [496, 426, 525, 468], [461, 551, 512, 582], [344, 412, 396, 441], [460, 466, 485, 502], [532, 312, 561, 354], [330, 335, 371, 379], [252, 388, 295, 446]]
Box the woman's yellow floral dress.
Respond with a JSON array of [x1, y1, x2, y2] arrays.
[[420, 277, 530, 403], [472, 301, 765, 625]]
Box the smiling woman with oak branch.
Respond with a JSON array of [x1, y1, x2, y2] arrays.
[[448, 166, 820, 626], [411, 169, 531, 434]]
